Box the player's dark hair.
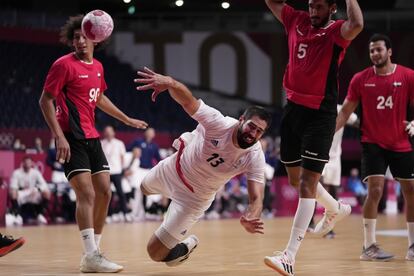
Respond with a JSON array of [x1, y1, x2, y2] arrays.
[[242, 106, 272, 129], [369, 33, 392, 50], [60, 14, 107, 50], [60, 14, 83, 46]]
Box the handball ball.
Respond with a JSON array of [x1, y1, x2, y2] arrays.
[[81, 10, 114, 43]]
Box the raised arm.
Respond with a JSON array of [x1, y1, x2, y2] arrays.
[[239, 180, 265, 234], [341, 0, 364, 41], [264, 0, 286, 23], [96, 94, 148, 129], [336, 99, 359, 131], [135, 67, 200, 116]]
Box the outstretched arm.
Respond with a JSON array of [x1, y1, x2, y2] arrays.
[[336, 99, 359, 131], [135, 67, 200, 116], [264, 0, 286, 23], [240, 180, 264, 234], [97, 94, 148, 129], [341, 0, 364, 40]]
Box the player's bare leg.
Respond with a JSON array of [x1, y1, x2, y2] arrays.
[[71, 172, 123, 272], [360, 176, 393, 261], [265, 168, 319, 276], [285, 166, 350, 235], [91, 172, 111, 247], [400, 179, 414, 261]]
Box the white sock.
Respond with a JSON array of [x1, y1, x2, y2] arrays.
[[363, 218, 376, 249], [80, 228, 97, 255], [408, 222, 414, 247], [285, 198, 316, 260], [95, 234, 102, 248], [316, 182, 339, 212]]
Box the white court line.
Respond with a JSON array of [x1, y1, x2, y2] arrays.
[[376, 229, 407, 237], [235, 262, 255, 265]]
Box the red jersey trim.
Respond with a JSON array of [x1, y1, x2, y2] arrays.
[[175, 138, 195, 193]]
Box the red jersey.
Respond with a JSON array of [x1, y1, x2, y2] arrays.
[[347, 65, 414, 152], [43, 53, 107, 139], [281, 5, 351, 112]]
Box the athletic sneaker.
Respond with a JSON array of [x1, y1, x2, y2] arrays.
[[166, 235, 199, 267], [360, 244, 394, 261], [0, 234, 25, 257], [406, 244, 414, 261], [264, 251, 294, 276], [80, 250, 123, 273], [313, 201, 351, 235], [323, 230, 336, 239]]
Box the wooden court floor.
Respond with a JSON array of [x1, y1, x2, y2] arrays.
[[1, 214, 413, 276]]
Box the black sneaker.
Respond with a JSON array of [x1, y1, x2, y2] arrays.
[[0, 234, 25, 257]]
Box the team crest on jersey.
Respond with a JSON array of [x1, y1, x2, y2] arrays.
[[392, 81, 402, 87], [97, 72, 101, 78], [210, 139, 219, 147]]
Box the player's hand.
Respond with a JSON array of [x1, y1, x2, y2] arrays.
[[404, 120, 414, 137], [135, 67, 173, 102], [55, 135, 71, 164], [125, 117, 148, 129], [240, 216, 264, 234]]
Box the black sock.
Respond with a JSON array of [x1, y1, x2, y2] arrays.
[[162, 243, 189, 262]]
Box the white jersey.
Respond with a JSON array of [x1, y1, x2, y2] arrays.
[[329, 105, 358, 160], [177, 100, 266, 201], [10, 168, 48, 192], [101, 137, 126, 175]]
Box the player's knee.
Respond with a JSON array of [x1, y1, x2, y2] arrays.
[[77, 190, 95, 206], [146, 242, 165, 262], [96, 185, 112, 201], [140, 183, 150, 196], [367, 186, 383, 202], [289, 178, 300, 188]]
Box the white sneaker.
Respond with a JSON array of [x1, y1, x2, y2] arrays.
[[166, 235, 199, 267], [80, 250, 123, 273], [124, 212, 133, 223], [37, 214, 48, 225], [5, 214, 15, 227], [14, 215, 23, 226], [313, 201, 351, 235], [264, 251, 294, 276]]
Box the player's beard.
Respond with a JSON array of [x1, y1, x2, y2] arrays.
[[311, 15, 330, 28], [236, 126, 256, 149], [373, 57, 388, 68]]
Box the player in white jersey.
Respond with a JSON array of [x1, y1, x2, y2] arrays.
[[310, 105, 358, 237], [135, 67, 272, 266]]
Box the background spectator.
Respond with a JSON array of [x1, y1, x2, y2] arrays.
[[9, 156, 50, 225]]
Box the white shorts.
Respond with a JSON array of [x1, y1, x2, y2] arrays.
[[141, 154, 213, 246], [321, 157, 341, 186]]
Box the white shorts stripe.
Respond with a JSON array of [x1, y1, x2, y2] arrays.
[[91, 170, 110, 176], [67, 169, 91, 180], [363, 174, 385, 184], [301, 155, 329, 163], [280, 159, 302, 164]]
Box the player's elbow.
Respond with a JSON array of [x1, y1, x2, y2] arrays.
[[350, 20, 364, 34]]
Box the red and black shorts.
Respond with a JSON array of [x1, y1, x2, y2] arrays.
[[361, 143, 414, 183], [63, 132, 110, 181], [280, 101, 336, 173]]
